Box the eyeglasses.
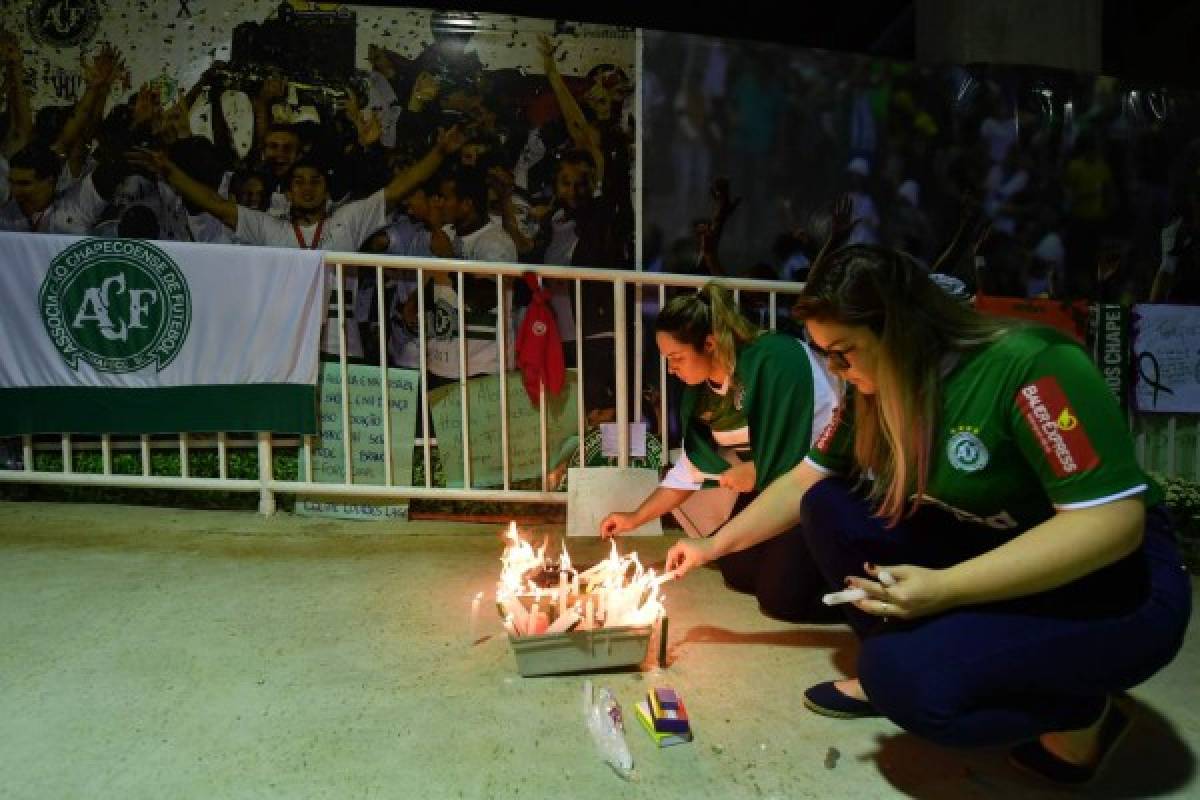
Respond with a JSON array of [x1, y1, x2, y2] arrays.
[[809, 341, 856, 371]]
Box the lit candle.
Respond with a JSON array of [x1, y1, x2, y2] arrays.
[[559, 571, 569, 618], [468, 591, 482, 644], [530, 600, 541, 637], [584, 596, 595, 629]]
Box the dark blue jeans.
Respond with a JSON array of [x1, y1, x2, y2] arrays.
[[799, 478, 1193, 747], [715, 492, 840, 623]]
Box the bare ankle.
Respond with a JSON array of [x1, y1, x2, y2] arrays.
[[835, 678, 866, 702]]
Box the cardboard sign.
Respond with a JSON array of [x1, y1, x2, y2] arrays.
[[297, 363, 419, 521], [429, 370, 580, 488], [566, 467, 663, 537], [1133, 304, 1200, 413]]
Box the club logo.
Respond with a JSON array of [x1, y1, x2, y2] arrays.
[[27, 0, 104, 47], [947, 428, 988, 472], [40, 239, 190, 373]]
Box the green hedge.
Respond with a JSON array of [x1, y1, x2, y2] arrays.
[[1153, 474, 1200, 573]]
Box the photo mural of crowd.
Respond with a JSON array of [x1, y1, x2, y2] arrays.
[[8, 3, 1200, 428], [641, 31, 1200, 307], [0, 6, 637, 423]]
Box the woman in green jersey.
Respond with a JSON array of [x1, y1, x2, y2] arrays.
[[666, 246, 1191, 785], [602, 282, 840, 622]]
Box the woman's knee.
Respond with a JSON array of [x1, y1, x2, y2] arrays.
[[798, 477, 862, 538], [859, 636, 967, 747]]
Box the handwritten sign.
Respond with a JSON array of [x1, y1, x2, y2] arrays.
[[1133, 305, 1200, 413], [429, 370, 580, 488], [566, 467, 663, 537], [297, 363, 419, 520]]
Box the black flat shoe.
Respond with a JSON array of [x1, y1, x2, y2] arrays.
[[802, 680, 881, 719], [1008, 699, 1131, 786]]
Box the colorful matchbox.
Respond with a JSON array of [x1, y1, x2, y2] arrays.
[[635, 700, 694, 747], [647, 687, 690, 734]]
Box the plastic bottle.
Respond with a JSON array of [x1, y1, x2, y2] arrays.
[[582, 680, 634, 778]]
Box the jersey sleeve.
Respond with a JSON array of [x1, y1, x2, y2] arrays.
[[805, 394, 855, 476], [1008, 340, 1151, 508]]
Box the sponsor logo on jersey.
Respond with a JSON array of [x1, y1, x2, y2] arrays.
[[814, 404, 844, 453], [947, 426, 989, 472], [1016, 377, 1099, 478]]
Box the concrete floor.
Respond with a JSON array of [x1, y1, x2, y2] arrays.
[[0, 502, 1196, 800]]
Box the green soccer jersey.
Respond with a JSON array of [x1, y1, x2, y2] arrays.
[[806, 327, 1160, 531], [693, 378, 750, 454]]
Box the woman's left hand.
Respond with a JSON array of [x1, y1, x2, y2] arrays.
[[718, 461, 756, 493], [846, 563, 958, 620]]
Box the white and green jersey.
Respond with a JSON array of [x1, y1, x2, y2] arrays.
[[806, 327, 1160, 531], [661, 375, 751, 489]]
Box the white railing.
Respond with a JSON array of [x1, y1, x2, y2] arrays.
[[0, 251, 806, 514], [11, 259, 1192, 513]]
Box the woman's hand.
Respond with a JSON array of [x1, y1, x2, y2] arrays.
[[599, 511, 638, 538], [718, 461, 756, 493], [665, 537, 717, 578], [846, 562, 958, 620]]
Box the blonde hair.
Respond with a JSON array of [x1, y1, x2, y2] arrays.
[[793, 246, 1008, 526], [656, 282, 760, 376]]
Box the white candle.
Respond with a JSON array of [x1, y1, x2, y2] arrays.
[[499, 595, 528, 635], [558, 571, 569, 618], [584, 597, 595, 629], [468, 591, 483, 644], [822, 588, 867, 606], [545, 608, 580, 634], [530, 600, 540, 637]]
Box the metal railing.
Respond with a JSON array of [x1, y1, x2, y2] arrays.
[[9, 257, 1193, 513], [1, 251, 806, 514]]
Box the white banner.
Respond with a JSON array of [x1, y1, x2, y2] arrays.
[[0, 233, 325, 434], [1132, 303, 1200, 413]]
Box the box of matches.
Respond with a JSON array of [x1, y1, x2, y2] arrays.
[[647, 687, 691, 734], [635, 700, 694, 747], [508, 625, 653, 677]]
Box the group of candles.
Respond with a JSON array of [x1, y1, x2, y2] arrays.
[[487, 522, 670, 638]]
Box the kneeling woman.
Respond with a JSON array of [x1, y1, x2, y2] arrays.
[[666, 246, 1191, 784], [602, 282, 839, 622]]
